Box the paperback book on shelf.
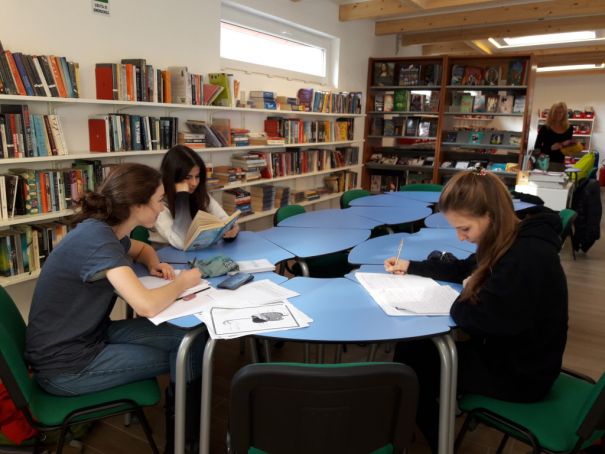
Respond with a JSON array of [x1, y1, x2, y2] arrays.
[[182, 210, 240, 252]]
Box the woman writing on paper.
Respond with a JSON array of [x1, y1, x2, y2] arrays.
[[384, 170, 567, 453], [25, 163, 206, 453], [152, 145, 239, 249], [534, 101, 573, 171]]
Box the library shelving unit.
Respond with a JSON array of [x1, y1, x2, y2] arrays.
[[364, 56, 445, 191], [0, 94, 364, 286], [536, 108, 596, 164], [362, 54, 535, 190]]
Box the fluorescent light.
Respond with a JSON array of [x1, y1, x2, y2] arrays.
[[490, 31, 599, 49], [537, 63, 605, 73]]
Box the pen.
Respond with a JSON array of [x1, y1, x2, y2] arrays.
[[179, 286, 210, 301], [394, 238, 404, 268]]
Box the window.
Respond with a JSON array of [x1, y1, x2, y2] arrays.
[[220, 1, 338, 86]]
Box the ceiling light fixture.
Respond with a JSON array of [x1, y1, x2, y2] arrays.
[[537, 63, 605, 73], [489, 31, 599, 49]]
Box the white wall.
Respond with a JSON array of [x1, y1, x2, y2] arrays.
[[0, 0, 378, 313], [530, 72, 605, 159]]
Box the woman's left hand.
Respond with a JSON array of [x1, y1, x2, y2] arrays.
[[223, 224, 240, 239], [149, 262, 175, 280]]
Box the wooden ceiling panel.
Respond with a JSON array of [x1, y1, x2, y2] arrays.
[[375, 0, 605, 35]]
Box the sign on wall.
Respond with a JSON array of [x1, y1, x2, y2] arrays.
[[92, 0, 110, 16]]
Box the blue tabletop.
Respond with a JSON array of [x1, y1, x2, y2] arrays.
[[411, 228, 477, 253], [259, 277, 453, 342], [384, 191, 442, 204], [348, 231, 475, 265], [424, 212, 452, 228], [347, 204, 433, 225], [258, 226, 371, 259], [168, 272, 289, 328], [278, 208, 381, 230], [349, 194, 432, 208], [157, 231, 294, 265]]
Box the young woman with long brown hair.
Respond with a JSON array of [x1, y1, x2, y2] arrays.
[[385, 170, 568, 452]]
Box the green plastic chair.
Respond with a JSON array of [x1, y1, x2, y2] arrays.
[[229, 362, 419, 454], [0, 286, 161, 454], [340, 189, 371, 208], [559, 208, 578, 260], [399, 183, 443, 192], [130, 225, 151, 244], [273, 204, 306, 225], [455, 370, 605, 454]]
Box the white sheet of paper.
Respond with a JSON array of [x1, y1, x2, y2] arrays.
[[148, 292, 215, 325], [204, 279, 299, 308], [235, 259, 276, 273], [197, 301, 312, 339], [139, 271, 210, 299], [356, 272, 459, 316]]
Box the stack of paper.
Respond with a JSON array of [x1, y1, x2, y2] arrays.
[[356, 272, 460, 316], [235, 259, 276, 273]]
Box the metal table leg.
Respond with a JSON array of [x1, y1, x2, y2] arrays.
[[200, 338, 216, 454], [431, 333, 457, 454], [174, 326, 205, 454]]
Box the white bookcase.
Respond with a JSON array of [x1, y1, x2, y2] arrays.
[[0, 94, 364, 286]]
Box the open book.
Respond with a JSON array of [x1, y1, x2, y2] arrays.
[[182, 209, 240, 251]]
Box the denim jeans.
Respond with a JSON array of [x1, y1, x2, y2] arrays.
[[35, 317, 207, 396]]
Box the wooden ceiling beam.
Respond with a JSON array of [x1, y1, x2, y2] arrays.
[[398, 15, 605, 45], [422, 42, 476, 55], [376, 0, 605, 35], [339, 0, 502, 21], [536, 52, 605, 66]]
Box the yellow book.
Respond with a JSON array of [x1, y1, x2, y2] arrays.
[[182, 209, 240, 251]]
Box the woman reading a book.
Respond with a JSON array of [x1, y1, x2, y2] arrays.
[[534, 101, 573, 171], [384, 170, 567, 453], [153, 145, 239, 249], [25, 163, 206, 452]]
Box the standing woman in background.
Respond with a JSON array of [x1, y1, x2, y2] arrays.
[[534, 101, 573, 171], [384, 170, 568, 453], [152, 145, 239, 249], [25, 163, 206, 453]]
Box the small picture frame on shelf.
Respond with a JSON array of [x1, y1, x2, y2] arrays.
[[490, 132, 504, 145], [470, 131, 484, 144], [373, 62, 395, 86]]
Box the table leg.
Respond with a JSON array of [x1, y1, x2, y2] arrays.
[[431, 334, 457, 454], [174, 327, 205, 454], [200, 338, 216, 454]]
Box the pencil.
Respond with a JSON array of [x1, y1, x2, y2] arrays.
[[394, 238, 404, 268]]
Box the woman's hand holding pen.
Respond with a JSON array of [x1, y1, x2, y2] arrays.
[[175, 267, 202, 289], [384, 257, 410, 275]]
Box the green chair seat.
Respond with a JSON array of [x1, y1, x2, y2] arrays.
[[399, 183, 443, 192], [458, 371, 605, 453]]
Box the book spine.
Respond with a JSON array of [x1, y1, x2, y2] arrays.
[[38, 56, 59, 97], [12, 53, 35, 96], [4, 51, 26, 95], [49, 56, 67, 97]]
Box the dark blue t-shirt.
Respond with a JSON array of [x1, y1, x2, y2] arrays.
[[25, 219, 132, 374]]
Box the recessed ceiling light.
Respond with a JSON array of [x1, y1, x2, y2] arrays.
[[489, 31, 599, 49], [537, 63, 605, 73]]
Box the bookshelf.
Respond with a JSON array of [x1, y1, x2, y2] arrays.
[[362, 54, 535, 190], [0, 94, 364, 286]]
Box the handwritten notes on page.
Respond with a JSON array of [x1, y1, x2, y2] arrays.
[[356, 272, 459, 316]]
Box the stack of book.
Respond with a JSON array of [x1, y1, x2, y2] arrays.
[[1, 105, 68, 158], [213, 166, 245, 185], [274, 186, 291, 208], [0, 46, 80, 98], [275, 96, 299, 111], [247, 91, 277, 110], [177, 131, 205, 149], [222, 188, 252, 216], [231, 128, 250, 147], [230, 152, 267, 181], [250, 185, 276, 212]]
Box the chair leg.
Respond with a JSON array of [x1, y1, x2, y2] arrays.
[[136, 407, 160, 454], [55, 426, 68, 454], [495, 434, 509, 454], [454, 415, 472, 452]]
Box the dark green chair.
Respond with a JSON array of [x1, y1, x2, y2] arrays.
[[399, 183, 443, 192], [559, 208, 578, 260], [455, 370, 605, 454], [340, 189, 371, 208], [131, 225, 151, 244], [228, 362, 418, 454], [274, 205, 354, 278], [0, 286, 161, 454]]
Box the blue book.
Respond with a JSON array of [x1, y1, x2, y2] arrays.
[[12, 53, 35, 96], [59, 57, 74, 98], [183, 210, 240, 251], [31, 115, 48, 156]]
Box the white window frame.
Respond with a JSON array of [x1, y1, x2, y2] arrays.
[[220, 1, 339, 87]]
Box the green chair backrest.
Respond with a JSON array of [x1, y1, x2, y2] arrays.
[[0, 286, 34, 409], [340, 189, 371, 208], [399, 183, 443, 192], [273, 204, 305, 226], [559, 208, 577, 240], [130, 225, 150, 244]]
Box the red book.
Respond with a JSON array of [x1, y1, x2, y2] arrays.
[[3, 51, 26, 95], [42, 115, 58, 155], [88, 117, 110, 152], [47, 56, 67, 97], [95, 64, 115, 100]]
